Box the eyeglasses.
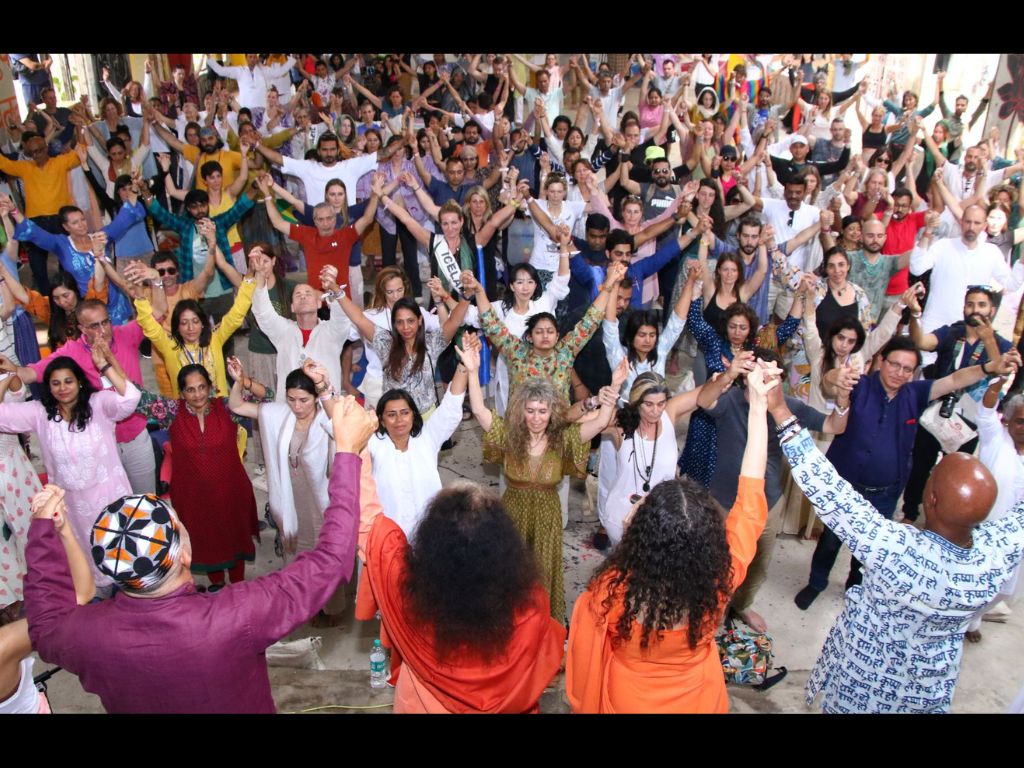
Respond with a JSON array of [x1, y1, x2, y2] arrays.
[[83, 318, 112, 332], [721, 155, 737, 162], [156, 267, 178, 276], [787, 210, 796, 227], [967, 285, 995, 293], [883, 358, 916, 375], [652, 167, 673, 174]]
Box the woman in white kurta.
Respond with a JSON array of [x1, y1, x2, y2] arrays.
[[493, 257, 570, 416], [366, 364, 469, 538], [595, 261, 698, 523], [600, 357, 747, 546], [228, 356, 378, 626]]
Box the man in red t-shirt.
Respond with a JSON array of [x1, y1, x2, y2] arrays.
[[883, 187, 927, 299], [257, 173, 382, 296]]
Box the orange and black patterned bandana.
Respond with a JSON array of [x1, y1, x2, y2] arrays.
[[91, 495, 181, 593]]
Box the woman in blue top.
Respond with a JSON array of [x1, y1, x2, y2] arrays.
[[679, 266, 809, 487], [10, 194, 146, 326]]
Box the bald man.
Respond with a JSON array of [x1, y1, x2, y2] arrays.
[[776, 408, 1024, 713], [845, 219, 911, 325]]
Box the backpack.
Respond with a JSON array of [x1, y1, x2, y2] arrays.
[[715, 614, 788, 691]]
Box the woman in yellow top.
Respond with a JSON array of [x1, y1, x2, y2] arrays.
[[134, 268, 256, 398]]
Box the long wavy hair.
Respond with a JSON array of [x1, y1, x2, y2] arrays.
[[46, 271, 82, 350], [385, 298, 426, 382], [591, 477, 734, 650], [370, 266, 412, 311], [461, 185, 493, 233], [719, 302, 761, 348], [713, 252, 747, 305], [402, 482, 539, 661], [696, 178, 727, 239], [41, 356, 97, 432], [504, 379, 570, 460]]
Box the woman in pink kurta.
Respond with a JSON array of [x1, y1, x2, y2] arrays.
[[0, 356, 139, 591]]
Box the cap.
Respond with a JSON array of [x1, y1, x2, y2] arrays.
[[644, 145, 667, 164]]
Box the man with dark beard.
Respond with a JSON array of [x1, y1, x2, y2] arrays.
[[149, 105, 243, 193], [900, 286, 1013, 524]]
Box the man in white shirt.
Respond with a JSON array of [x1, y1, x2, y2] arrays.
[[753, 173, 821, 318], [249, 250, 350, 401], [925, 141, 1024, 236], [510, 68, 562, 131], [912, 205, 1024, 336], [755, 174, 821, 270], [254, 132, 403, 206], [206, 54, 296, 113]]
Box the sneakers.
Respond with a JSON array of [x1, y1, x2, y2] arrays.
[[794, 585, 821, 611]]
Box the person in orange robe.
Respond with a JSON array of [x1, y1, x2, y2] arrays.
[[356, 481, 565, 714], [566, 359, 777, 714]]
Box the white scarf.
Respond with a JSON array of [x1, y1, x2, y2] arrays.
[[258, 402, 332, 539], [431, 233, 464, 294]]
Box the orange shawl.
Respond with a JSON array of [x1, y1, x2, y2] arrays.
[[355, 515, 565, 713]]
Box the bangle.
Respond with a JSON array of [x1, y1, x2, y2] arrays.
[[99, 362, 112, 375], [777, 419, 803, 444], [911, 311, 922, 319], [152, 279, 164, 289], [895, 302, 907, 312], [262, 195, 273, 202], [774, 415, 799, 435], [833, 404, 850, 417], [318, 387, 336, 401], [982, 360, 992, 375]]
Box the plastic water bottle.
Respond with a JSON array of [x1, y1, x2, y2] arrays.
[[369, 639, 388, 688]]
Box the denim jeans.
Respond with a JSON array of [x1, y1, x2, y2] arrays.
[[807, 482, 902, 593]]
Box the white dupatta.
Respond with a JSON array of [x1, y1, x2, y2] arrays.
[[258, 402, 333, 539]]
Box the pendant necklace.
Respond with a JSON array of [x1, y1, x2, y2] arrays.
[[632, 419, 659, 493]]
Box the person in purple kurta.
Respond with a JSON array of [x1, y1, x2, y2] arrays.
[[23, 396, 378, 714]]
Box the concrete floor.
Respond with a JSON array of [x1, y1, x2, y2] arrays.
[[31, 346, 1024, 714]]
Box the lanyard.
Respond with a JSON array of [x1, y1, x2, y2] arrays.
[[952, 335, 984, 370]]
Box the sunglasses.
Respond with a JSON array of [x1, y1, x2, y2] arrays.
[[157, 267, 178, 276]]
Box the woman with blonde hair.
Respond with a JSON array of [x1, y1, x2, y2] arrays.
[[460, 335, 625, 622]]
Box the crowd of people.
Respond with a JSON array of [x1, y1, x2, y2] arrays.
[[1, 51, 1023, 715]]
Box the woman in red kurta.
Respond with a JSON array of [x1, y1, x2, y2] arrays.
[[566, 360, 777, 714], [356, 481, 565, 714], [136, 364, 263, 587]]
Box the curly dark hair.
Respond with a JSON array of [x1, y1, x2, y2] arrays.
[[719, 302, 761, 347], [41, 356, 97, 432], [590, 477, 734, 650], [402, 482, 539, 662], [170, 299, 212, 350]]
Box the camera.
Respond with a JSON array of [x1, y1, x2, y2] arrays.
[[938, 392, 958, 419]]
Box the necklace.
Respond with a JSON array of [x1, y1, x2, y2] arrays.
[[632, 419, 660, 493], [289, 424, 310, 469], [831, 282, 847, 299]]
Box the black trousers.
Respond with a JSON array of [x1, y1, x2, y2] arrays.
[[380, 220, 421, 296]]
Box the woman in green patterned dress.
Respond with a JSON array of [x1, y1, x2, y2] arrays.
[[466, 262, 628, 401], [457, 334, 625, 622]]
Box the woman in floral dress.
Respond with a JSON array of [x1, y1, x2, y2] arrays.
[[471, 263, 627, 401]]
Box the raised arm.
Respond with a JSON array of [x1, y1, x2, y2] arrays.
[[254, 174, 293, 236], [454, 333, 492, 432], [379, 192, 432, 246]]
